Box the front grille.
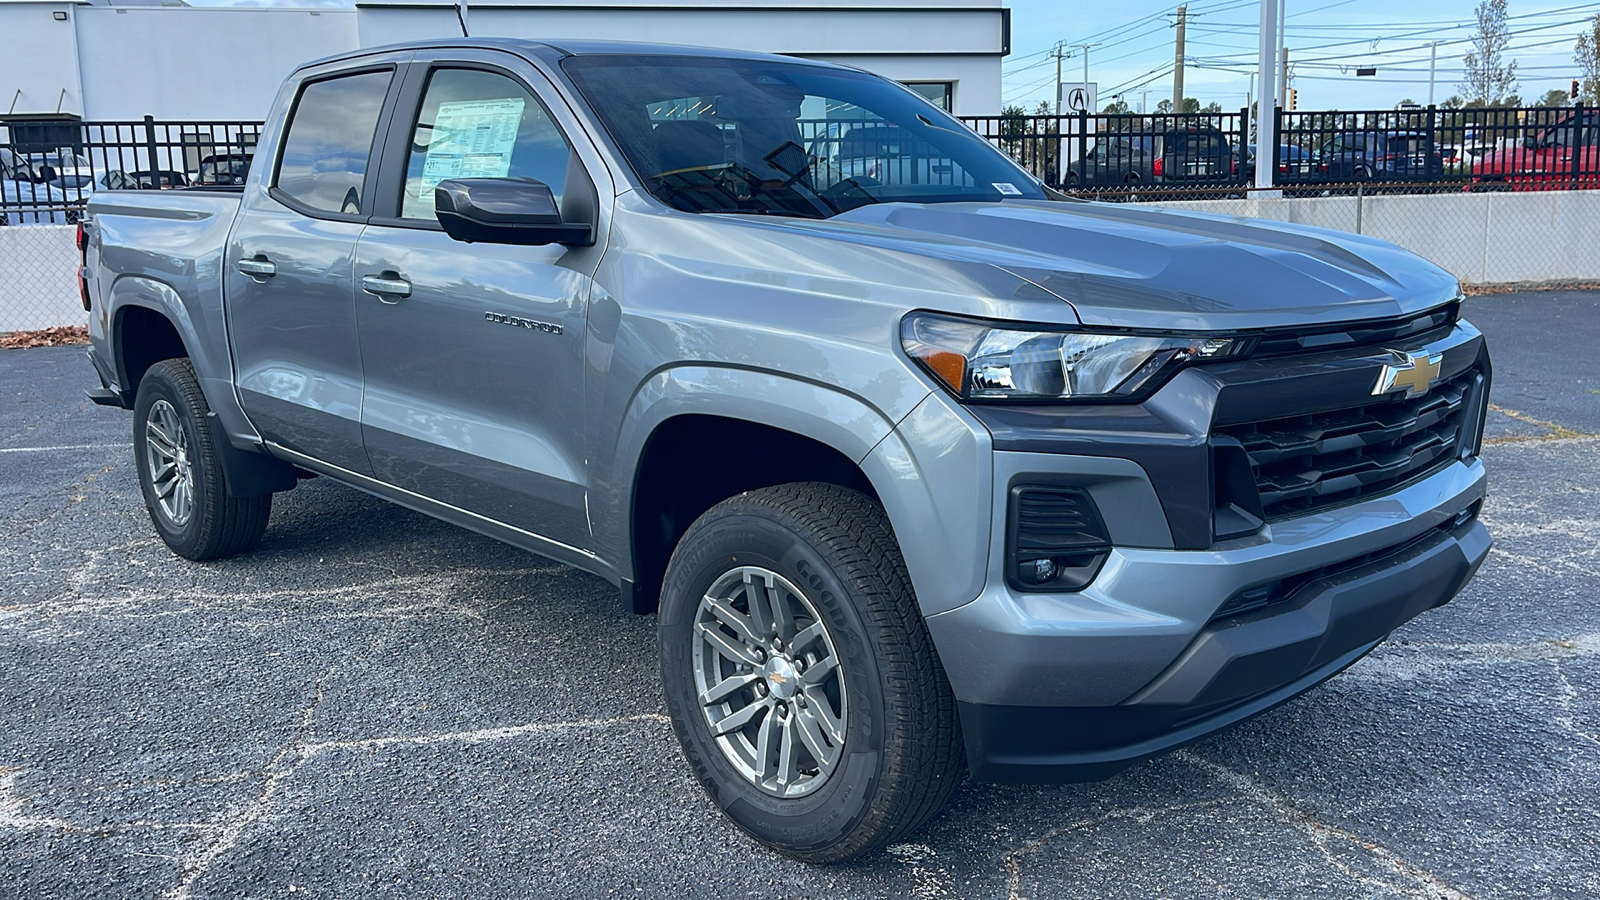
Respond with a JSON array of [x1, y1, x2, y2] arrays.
[[1217, 366, 1479, 520], [1251, 304, 1459, 358]]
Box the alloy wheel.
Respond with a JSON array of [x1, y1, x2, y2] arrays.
[[691, 565, 848, 798], [143, 398, 194, 527]]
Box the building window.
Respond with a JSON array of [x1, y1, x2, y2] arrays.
[[902, 82, 953, 112]]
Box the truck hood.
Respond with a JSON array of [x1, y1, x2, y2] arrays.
[[762, 200, 1460, 331]]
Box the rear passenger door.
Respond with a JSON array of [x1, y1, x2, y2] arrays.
[[226, 55, 406, 473], [350, 50, 610, 548]]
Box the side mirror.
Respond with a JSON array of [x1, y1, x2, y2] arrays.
[[1523, 135, 1538, 150], [434, 177, 594, 247]]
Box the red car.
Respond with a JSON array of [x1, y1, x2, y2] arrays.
[[1471, 110, 1599, 190]]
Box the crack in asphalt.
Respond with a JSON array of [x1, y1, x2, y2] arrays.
[[1482, 406, 1596, 444], [1176, 752, 1477, 900], [162, 659, 345, 900], [151, 703, 670, 900], [1000, 799, 1228, 900]]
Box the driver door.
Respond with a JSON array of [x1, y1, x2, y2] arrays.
[[351, 52, 609, 548]]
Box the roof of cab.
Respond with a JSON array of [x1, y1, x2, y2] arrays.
[[299, 37, 855, 73]]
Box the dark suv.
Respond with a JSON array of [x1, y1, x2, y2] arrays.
[[1314, 130, 1444, 183], [1067, 125, 1235, 191]]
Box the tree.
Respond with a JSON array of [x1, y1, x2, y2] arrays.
[[1102, 97, 1133, 115], [1460, 0, 1519, 105], [1181, 97, 1203, 114], [1578, 14, 1600, 104], [998, 103, 1029, 155], [1539, 89, 1570, 106], [1155, 98, 1174, 114], [1443, 95, 1466, 109]]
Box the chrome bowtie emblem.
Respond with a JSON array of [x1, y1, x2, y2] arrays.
[[1373, 348, 1443, 398]]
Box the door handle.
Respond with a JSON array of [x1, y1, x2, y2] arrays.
[[361, 274, 413, 302], [236, 257, 276, 279]]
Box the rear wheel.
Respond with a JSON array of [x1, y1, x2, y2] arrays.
[[133, 358, 271, 560], [658, 483, 964, 862]]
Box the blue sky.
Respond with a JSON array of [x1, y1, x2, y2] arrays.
[[1001, 0, 1600, 112]]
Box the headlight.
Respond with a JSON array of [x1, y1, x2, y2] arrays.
[[901, 312, 1248, 402]]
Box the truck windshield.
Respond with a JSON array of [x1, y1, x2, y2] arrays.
[[562, 54, 1044, 218]]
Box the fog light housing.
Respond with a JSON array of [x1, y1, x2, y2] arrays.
[[1006, 485, 1111, 592]]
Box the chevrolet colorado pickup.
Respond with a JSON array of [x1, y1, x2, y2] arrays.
[[82, 39, 1492, 862]]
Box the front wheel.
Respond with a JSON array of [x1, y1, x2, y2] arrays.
[[658, 483, 964, 862], [133, 358, 271, 560]]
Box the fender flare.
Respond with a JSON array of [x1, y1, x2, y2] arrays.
[[611, 365, 989, 618], [107, 276, 296, 497]]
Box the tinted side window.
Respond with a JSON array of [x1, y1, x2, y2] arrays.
[[275, 70, 392, 215], [399, 68, 573, 220]]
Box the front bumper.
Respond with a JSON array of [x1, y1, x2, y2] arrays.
[[953, 507, 1488, 782], [911, 318, 1492, 783]]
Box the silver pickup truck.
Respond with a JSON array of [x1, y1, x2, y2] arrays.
[[82, 39, 1492, 861]]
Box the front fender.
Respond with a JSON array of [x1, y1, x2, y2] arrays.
[[610, 364, 994, 619]]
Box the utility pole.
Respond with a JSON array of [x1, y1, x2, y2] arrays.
[[1280, 46, 1289, 108], [1054, 41, 1065, 116], [1173, 6, 1187, 112], [1428, 41, 1439, 106], [1142, 90, 1150, 113], [1255, 0, 1279, 190], [1081, 43, 1092, 99]]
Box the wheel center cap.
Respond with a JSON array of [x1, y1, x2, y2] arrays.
[[762, 656, 799, 700]]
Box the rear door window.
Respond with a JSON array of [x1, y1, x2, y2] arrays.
[[274, 70, 392, 216]]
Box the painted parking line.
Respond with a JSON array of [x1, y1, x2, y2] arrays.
[[0, 444, 121, 454]]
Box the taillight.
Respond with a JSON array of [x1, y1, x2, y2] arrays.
[[77, 220, 91, 311], [1153, 156, 1165, 177]]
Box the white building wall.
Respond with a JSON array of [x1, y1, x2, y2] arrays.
[[355, 0, 1006, 115], [74, 7, 358, 121], [0, 1, 85, 117]]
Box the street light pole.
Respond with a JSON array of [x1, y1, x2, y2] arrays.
[[1255, 0, 1279, 190], [1276, 0, 1287, 107]]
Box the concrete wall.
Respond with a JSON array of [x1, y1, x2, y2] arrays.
[[74, 7, 359, 121], [0, 225, 82, 333], [1149, 189, 1600, 286], [355, 0, 1007, 115], [0, 1, 85, 117]]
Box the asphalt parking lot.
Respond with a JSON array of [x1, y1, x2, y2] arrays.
[[3, 291, 1598, 900]]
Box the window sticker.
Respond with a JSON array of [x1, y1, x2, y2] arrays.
[[991, 182, 1022, 195], [418, 97, 526, 198]]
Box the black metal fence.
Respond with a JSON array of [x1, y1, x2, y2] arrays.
[[3, 106, 1597, 224], [961, 104, 1599, 201], [1, 117, 261, 224]]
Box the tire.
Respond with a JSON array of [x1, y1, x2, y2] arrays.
[[658, 483, 964, 862], [133, 358, 271, 560]]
